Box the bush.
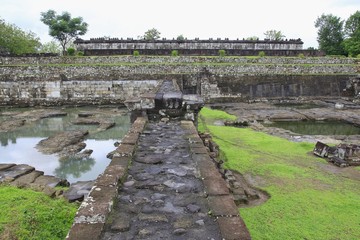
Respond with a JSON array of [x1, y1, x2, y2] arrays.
[[171, 50, 179, 56], [218, 49, 226, 57], [67, 48, 76, 56], [258, 51, 266, 57], [356, 54, 360, 59], [133, 50, 140, 56], [298, 53, 305, 58], [76, 51, 84, 56]]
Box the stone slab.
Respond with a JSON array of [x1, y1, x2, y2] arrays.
[[115, 143, 136, 157], [0, 164, 15, 171], [217, 216, 251, 240], [95, 165, 126, 187], [33, 175, 69, 188], [121, 132, 139, 145], [129, 117, 147, 133], [109, 156, 132, 169], [10, 170, 44, 187], [0, 164, 35, 182], [66, 222, 104, 240], [203, 176, 230, 196], [208, 195, 239, 217]]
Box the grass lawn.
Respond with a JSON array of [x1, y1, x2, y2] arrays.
[[0, 185, 78, 240], [198, 107, 360, 240]]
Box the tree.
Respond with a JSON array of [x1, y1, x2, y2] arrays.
[[344, 11, 360, 56], [176, 34, 185, 41], [264, 30, 285, 41], [141, 28, 161, 40], [40, 10, 88, 54], [0, 18, 41, 54], [315, 14, 345, 55]]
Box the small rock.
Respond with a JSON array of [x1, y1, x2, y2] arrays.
[[186, 204, 201, 213], [173, 228, 187, 235], [123, 181, 135, 187], [195, 219, 205, 226]]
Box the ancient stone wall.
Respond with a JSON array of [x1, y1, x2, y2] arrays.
[[73, 38, 324, 56], [0, 56, 358, 105]]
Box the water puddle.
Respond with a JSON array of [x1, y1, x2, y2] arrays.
[[264, 120, 360, 135], [0, 107, 130, 183]]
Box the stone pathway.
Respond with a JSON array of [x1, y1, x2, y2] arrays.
[[101, 121, 222, 240]]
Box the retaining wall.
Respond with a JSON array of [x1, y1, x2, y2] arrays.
[[0, 56, 358, 106]]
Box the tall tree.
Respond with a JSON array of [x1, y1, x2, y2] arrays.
[[343, 11, 360, 56], [0, 18, 41, 54], [40, 10, 88, 54], [264, 30, 285, 41], [141, 28, 161, 40], [315, 14, 345, 55]]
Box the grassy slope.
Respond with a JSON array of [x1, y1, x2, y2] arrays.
[[0, 186, 78, 240], [198, 107, 360, 240]]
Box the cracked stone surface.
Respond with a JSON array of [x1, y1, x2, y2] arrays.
[[101, 121, 222, 240]]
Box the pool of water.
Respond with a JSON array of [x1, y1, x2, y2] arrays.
[[0, 107, 130, 183], [264, 120, 360, 135], [272, 102, 324, 109]]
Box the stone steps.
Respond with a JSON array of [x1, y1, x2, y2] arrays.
[[0, 163, 69, 197]]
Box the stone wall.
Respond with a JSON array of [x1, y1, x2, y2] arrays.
[[0, 79, 159, 106], [0, 56, 358, 106], [73, 38, 324, 56]]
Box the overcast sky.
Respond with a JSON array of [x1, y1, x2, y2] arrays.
[[1, 0, 359, 48]]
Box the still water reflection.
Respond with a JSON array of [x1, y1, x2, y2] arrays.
[[264, 120, 360, 135], [0, 107, 130, 183]]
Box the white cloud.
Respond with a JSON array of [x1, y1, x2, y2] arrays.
[[1, 0, 359, 48]]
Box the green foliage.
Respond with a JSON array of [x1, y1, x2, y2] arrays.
[[298, 53, 305, 58], [171, 50, 179, 56], [133, 50, 140, 56], [176, 34, 185, 41], [141, 28, 161, 40], [38, 41, 61, 54], [218, 49, 226, 57], [343, 11, 360, 57], [40, 10, 88, 55], [315, 14, 346, 55], [76, 51, 84, 56], [258, 51, 266, 57], [67, 47, 76, 56], [198, 107, 360, 240], [0, 18, 41, 54], [263, 30, 285, 41], [0, 185, 78, 239], [246, 36, 259, 41]]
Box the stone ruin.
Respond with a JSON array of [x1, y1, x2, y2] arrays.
[[313, 141, 360, 167], [343, 75, 360, 100]]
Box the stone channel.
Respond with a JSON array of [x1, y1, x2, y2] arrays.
[[67, 80, 250, 239]]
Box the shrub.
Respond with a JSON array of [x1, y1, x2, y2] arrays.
[[356, 54, 360, 59], [67, 48, 76, 56], [218, 49, 226, 57], [298, 53, 305, 58], [133, 50, 140, 56], [258, 51, 266, 57], [76, 51, 84, 56], [171, 50, 179, 56]]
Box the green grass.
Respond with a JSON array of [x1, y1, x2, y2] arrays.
[[199, 107, 360, 240], [0, 185, 78, 240]]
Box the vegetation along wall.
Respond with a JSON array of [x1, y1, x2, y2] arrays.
[[0, 56, 358, 106]]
